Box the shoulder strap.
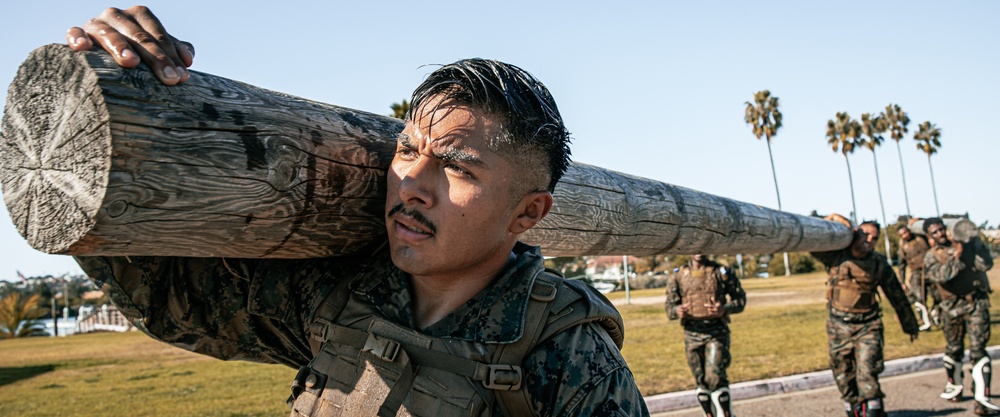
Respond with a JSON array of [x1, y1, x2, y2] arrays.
[[492, 269, 625, 416], [307, 244, 390, 356]]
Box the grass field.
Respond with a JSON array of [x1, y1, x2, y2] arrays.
[[2, 269, 999, 416]]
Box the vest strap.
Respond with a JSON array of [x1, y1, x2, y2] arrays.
[[314, 319, 525, 390]]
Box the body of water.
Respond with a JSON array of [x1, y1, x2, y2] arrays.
[[38, 317, 78, 336]]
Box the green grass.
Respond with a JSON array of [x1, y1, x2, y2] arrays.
[[1, 270, 999, 415], [0, 332, 290, 416]]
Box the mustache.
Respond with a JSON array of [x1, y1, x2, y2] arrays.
[[387, 204, 437, 234]]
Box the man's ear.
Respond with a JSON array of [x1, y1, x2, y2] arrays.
[[510, 191, 553, 234]]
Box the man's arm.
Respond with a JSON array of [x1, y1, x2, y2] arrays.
[[877, 259, 919, 336], [75, 255, 346, 367], [722, 268, 747, 315], [664, 274, 683, 320], [897, 244, 908, 284], [923, 248, 965, 284], [811, 213, 852, 268], [973, 238, 994, 272]]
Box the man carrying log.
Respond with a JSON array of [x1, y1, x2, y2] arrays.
[[811, 214, 919, 417], [65, 6, 649, 416], [896, 224, 937, 331], [922, 217, 998, 415], [665, 254, 746, 417]]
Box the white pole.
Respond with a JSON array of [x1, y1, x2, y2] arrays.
[[622, 255, 631, 305]]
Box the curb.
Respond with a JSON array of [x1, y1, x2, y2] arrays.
[[643, 345, 1000, 414]]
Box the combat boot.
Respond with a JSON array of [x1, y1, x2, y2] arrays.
[[972, 357, 1000, 414], [841, 401, 855, 417], [941, 356, 964, 401], [695, 388, 715, 417], [975, 403, 1000, 416], [859, 398, 885, 417]]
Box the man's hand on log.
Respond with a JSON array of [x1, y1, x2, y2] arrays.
[[947, 230, 964, 259], [823, 213, 853, 230], [66, 6, 194, 86]]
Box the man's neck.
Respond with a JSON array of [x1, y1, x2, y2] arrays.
[[409, 251, 516, 329]]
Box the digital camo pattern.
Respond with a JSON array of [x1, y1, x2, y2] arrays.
[[898, 235, 936, 304], [810, 249, 918, 333], [924, 240, 995, 366], [75, 242, 649, 417], [682, 326, 732, 391], [939, 296, 992, 363], [812, 248, 918, 406], [827, 318, 885, 404], [664, 261, 747, 324], [924, 240, 994, 298], [665, 260, 745, 392]]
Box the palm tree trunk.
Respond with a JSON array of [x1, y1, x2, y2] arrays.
[[845, 155, 858, 225], [895, 140, 912, 219], [766, 139, 791, 277], [871, 150, 893, 258], [928, 155, 941, 216]]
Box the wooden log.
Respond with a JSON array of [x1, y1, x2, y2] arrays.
[[910, 218, 980, 243], [1, 44, 851, 258]]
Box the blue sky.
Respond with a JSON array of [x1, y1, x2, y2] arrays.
[[1, 1, 998, 280]]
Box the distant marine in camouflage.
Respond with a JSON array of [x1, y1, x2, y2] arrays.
[[922, 217, 998, 416], [665, 254, 746, 417], [811, 215, 918, 417]]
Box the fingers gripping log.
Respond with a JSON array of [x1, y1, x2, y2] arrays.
[[1, 45, 851, 258]]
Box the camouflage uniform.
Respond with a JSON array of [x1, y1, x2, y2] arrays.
[[665, 260, 746, 416], [924, 238, 996, 414], [811, 249, 919, 415], [898, 234, 936, 306], [75, 242, 649, 417]]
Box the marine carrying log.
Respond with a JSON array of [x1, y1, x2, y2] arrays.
[[1, 45, 851, 258]]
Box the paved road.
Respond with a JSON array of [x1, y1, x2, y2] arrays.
[[652, 368, 985, 416]]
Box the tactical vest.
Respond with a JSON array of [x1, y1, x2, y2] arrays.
[[930, 245, 983, 298], [288, 263, 625, 417], [678, 265, 722, 320], [900, 237, 930, 271], [827, 260, 878, 314]]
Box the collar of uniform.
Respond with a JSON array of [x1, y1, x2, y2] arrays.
[[357, 242, 544, 343]]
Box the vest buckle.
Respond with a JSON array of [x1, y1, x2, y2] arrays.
[[363, 335, 401, 362], [483, 364, 522, 390]]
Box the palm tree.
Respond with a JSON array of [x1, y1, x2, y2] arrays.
[[827, 112, 864, 225], [0, 291, 47, 339], [914, 121, 943, 216], [884, 104, 912, 219], [744, 90, 790, 276], [860, 113, 893, 257], [390, 100, 410, 120]]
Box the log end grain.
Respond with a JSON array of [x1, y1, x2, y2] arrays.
[[1, 44, 111, 254]]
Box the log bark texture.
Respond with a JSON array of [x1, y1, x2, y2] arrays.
[[1, 45, 851, 258]]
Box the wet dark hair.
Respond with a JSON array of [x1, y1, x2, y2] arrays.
[[408, 58, 571, 192], [923, 217, 945, 233]]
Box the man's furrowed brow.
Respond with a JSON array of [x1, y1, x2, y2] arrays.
[[435, 147, 485, 167], [397, 133, 412, 147]]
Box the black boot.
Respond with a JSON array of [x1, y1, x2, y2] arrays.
[[861, 398, 885, 417]]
